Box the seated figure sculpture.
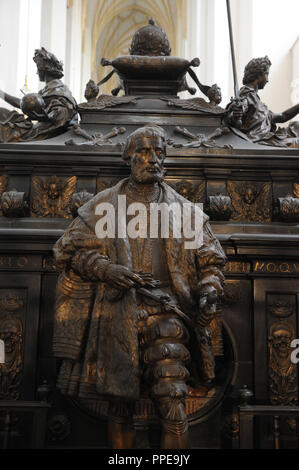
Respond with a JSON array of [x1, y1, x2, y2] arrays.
[[52, 125, 227, 449], [0, 47, 77, 143], [227, 56, 299, 147]]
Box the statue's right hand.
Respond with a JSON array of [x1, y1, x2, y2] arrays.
[[231, 104, 243, 122], [103, 264, 145, 290]]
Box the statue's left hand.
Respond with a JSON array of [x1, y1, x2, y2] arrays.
[[103, 264, 145, 290], [197, 287, 217, 329]]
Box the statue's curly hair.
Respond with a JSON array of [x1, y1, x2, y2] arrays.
[[33, 47, 64, 79], [243, 56, 272, 85], [207, 84, 222, 104], [122, 124, 166, 163]]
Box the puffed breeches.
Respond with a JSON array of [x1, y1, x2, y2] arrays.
[[110, 310, 191, 437]]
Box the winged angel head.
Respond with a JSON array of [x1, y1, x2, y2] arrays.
[[227, 181, 272, 222], [32, 176, 77, 218]]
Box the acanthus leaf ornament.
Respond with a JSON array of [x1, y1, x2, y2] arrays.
[[0, 174, 8, 216]]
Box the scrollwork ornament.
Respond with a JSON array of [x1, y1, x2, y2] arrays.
[[276, 197, 299, 223], [207, 195, 232, 221], [1, 191, 29, 218], [0, 174, 8, 216]]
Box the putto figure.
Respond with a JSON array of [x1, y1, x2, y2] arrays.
[[227, 56, 299, 147], [53, 125, 226, 449], [0, 47, 77, 143]]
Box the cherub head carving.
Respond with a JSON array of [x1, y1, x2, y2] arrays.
[[240, 184, 260, 205], [47, 176, 62, 200]]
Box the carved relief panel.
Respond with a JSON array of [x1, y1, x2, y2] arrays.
[[31, 176, 77, 218], [227, 181, 272, 222], [267, 294, 297, 406], [0, 290, 25, 399], [0, 275, 41, 400], [254, 280, 299, 404]]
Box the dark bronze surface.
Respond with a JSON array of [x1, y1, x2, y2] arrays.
[[52, 125, 226, 449], [0, 48, 77, 143], [0, 20, 299, 450], [98, 18, 214, 99], [227, 56, 299, 147]]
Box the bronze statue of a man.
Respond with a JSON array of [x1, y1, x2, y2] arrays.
[[0, 47, 77, 143], [227, 56, 299, 147], [53, 125, 226, 449]]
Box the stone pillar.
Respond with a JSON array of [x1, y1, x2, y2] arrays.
[[18, 0, 42, 95], [0, 0, 23, 102], [40, 0, 67, 70], [185, 0, 232, 104], [291, 37, 299, 106], [65, 0, 83, 102]]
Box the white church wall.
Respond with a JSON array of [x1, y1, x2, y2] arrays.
[[0, 0, 298, 110], [250, 0, 299, 114], [291, 37, 299, 106]]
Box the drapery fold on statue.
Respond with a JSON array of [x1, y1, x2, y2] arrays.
[[53, 179, 226, 401], [0, 79, 77, 143]]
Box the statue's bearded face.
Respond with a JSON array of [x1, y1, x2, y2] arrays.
[[130, 135, 165, 184]]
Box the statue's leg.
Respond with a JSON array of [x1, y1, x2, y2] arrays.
[[157, 396, 189, 449], [141, 313, 191, 449], [161, 426, 189, 449], [108, 401, 136, 449]]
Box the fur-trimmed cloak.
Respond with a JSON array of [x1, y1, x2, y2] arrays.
[[53, 179, 226, 401]]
